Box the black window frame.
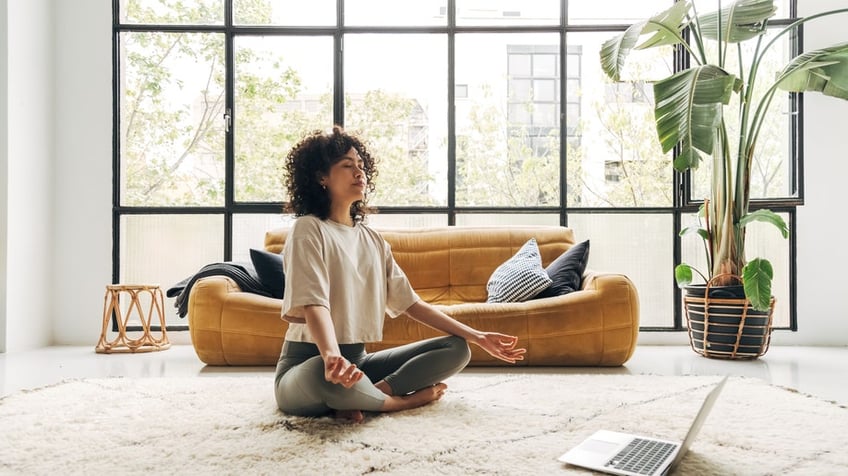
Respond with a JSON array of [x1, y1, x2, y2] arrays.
[[112, 0, 800, 332]]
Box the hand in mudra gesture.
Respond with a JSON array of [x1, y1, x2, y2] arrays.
[[475, 333, 526, 364], [324, 354, 364, 388]]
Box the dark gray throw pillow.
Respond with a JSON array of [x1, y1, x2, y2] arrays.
[[249, 248, 285, 299], [532, 240, 590, 299]]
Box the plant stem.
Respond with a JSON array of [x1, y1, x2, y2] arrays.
[[689, 2, 709, 66]]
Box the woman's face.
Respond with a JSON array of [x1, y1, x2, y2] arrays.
[[321, 147, 367, 205]]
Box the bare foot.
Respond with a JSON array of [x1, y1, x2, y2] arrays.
[[380, 383, 448, 412], [333, 409, 364, 423]]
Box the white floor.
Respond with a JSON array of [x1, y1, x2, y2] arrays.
[[2, 344, 846, 406]]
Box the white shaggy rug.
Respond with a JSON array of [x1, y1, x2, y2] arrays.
[[1, 374, 847, 475]]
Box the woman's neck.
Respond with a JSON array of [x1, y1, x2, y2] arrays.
[[327, 204, 354, 227]]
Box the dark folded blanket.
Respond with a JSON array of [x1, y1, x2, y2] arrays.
[[166, 262, 271, 318]]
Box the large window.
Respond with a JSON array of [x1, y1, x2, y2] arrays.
[[114, 0, 799, 331]]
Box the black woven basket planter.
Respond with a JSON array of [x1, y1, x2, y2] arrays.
[[683, 275, 775, 360]]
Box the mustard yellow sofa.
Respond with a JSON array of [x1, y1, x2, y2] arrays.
[[187, 226, 640, 367]]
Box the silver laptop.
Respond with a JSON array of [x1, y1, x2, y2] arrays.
[[558, 376, 727, 476]]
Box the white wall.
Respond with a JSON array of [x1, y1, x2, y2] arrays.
[[0, 0, 9, 353], [1, 0, 54, 352], [0, 0, 845, 349], [49, 0, 112, 347], [788, 0, 848, 346]]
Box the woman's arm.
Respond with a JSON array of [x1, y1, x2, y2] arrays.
[[403, 300, 526, 364], [304, 305, 364, 388]]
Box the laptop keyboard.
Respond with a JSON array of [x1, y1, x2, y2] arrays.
[[605, 438, 676, 475]]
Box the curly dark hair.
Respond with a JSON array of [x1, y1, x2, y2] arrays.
[[284, 126, 378, 223]]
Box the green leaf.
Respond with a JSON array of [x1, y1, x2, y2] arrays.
[[739, 209, 789, 238], [600, 23, 646, 82], [636, 1, 692, 50], [742, 258, 774, 311], [675, 263, 694, 287], [698, 0, 777, 43], [777, 43, 848, 101], [599, 1, 691, 81], [679, 226, 709, 242], [653, 65, 740, 171]]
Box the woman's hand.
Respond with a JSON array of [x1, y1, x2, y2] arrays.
[[474, 333, 526, 364], [402, 301, 528, 364], [324, 354, 364, 388]]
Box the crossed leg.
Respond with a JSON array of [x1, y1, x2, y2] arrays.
[[274, 336, 470, 422]]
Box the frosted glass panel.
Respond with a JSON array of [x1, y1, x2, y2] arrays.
[[232, 214, 294, 262], [455, 214, 559, 227], [120, 215, 223, 322], [568, 213, 674, 328], [367, 214, 447, 228]]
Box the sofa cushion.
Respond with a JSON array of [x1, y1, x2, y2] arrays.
[[250, 248, 285, 299], [533, 240, 590, 299], [486, 238, 553, 303]]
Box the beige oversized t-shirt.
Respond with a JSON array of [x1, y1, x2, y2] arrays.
[[280, 215, 420, 344]]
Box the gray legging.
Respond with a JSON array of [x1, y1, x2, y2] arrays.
[[274, 335, 471, 416]]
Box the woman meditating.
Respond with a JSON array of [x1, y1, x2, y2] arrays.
[[274, 126, 526, 422]]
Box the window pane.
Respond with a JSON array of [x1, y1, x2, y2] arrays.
[[234, 36, 334, 203], [509, 55, 532, 76], [120, 215, 224, 321], [455, 214, 559, 226], [566, 32, 673, 208], [345, 0, 446, 26], [511, 79, 532, 102], [119, 0, 224, 25], [690, 28, 796, 201], [457, 0, 559, 26], [692, 0, 793, 21], [568, 213, 674, 328], [119, 32, 225, 206], [235, 0, 336, 26], [534, 54, 557, 77], [680, 211, 790, 328], [533, 79, 556, 101], [568, 1, 793, 26], [345, 34, 448, 207], [232, 214, 294, 262], [456, 33, 561, 207], [568, 0, 672, 26]]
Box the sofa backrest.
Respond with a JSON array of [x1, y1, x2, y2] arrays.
[[265, 225, 576, 305]]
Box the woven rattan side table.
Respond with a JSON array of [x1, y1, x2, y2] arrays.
[[96, 284, 171, 353]]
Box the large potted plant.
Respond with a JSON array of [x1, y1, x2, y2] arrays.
[[600, 0, 848, 358]]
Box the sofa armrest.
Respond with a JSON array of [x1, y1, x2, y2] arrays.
[[188, 276, 286, 365], [580, 270, 640, 364]]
